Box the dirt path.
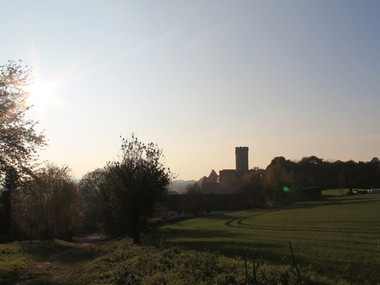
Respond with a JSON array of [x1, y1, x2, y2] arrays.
[[13, 234, 102, 285]]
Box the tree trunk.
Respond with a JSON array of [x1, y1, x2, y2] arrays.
[[0, 190, 12, 235], [131, 213, 140, 244]]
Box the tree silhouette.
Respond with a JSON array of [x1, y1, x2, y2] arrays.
[[101, 134, 172, 243], [79, 168, 106, 233], [183, 183, 206, 216]]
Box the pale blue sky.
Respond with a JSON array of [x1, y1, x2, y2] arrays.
[[1, 0, 379, 180]]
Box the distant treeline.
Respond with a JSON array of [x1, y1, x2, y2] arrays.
[[174, 156, 380, 214], [239, 155, 380, 206]]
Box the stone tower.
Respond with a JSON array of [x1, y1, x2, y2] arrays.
[[235, 147, 249, 171]]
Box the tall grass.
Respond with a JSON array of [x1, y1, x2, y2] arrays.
[[78, 238, 327, 285]]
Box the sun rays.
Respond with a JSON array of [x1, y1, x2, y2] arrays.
[[25, 74, 66, 122], [23, 27, 179, 124]]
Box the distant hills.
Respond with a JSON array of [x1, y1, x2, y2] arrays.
[[169, 180, 197, 194]]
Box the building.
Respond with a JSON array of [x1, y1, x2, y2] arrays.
[[164, 147, 252, 212], [200, 146, 252, 194]]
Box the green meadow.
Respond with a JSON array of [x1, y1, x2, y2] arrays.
[[151, 192, 380, 284], [2, 192, 380, 284]]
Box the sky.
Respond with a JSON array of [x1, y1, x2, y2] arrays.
[[1, 0, 379, 181]]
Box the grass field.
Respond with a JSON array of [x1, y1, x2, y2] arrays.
[[2, 192, 379, 284], [151, 193, 380, 284]]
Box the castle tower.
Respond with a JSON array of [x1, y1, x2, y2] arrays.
[[235, 147, 249, 171]]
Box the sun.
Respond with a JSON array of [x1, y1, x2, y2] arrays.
[[24, 77, 64, 122], [25, 79, 55, 109]]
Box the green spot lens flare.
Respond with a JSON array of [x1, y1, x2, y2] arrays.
[[283, 186, 290, 192]]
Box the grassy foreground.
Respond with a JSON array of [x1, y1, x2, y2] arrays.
[[151, 193, 380, 284], [78, 239, 331, 284], [0, 239, 74, 284], [1, 193, 379, 284], [2, 237, 328, 285]]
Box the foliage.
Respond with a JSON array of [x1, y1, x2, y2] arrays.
[[12, 164, 82, 240], [0, 60, 46, 237], [255, 156, 380, 206], [100, 134, 172, 243], [79, 168, 106, 232], [0, 167, 18, 236], [0, 60, 46, 181], [241, 169, 267, 207], [182, 182, 206, 216]]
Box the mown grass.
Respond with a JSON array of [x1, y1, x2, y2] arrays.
[[150, 193, 380, 284], [321, 188, 349, 196]]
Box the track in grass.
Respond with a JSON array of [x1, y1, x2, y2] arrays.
[[225, 213, 377, 234], [156, 194, 380, 284]]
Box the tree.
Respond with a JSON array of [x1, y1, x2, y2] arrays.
[[12, 164, 82, 240], [0, 60, 46, 180], [0, 60, 46, 237], [265, 157, 296, 204], [101, 134, 172, 243], [337, 160, 358, 195], [182, 183, 206, 216], [79, 168, 106, 232], [0, 166, 20, 236], [241, 169, 266, 208]]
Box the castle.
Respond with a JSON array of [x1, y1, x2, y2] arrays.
[[200, 147, 252, 194]]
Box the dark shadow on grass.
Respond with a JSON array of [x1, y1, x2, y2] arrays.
[[173, 213, 239, 223], [153, 228, 242, 240], [169, 239, 284, 259], [51, 247, 96, 264], [19, 236, 101, 265], [19, 240, 73, 260], [257, 195, 380, 214]]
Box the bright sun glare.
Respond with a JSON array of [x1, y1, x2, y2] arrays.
[[26, 80, 56, 109], [24, 70, 68, 121]]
